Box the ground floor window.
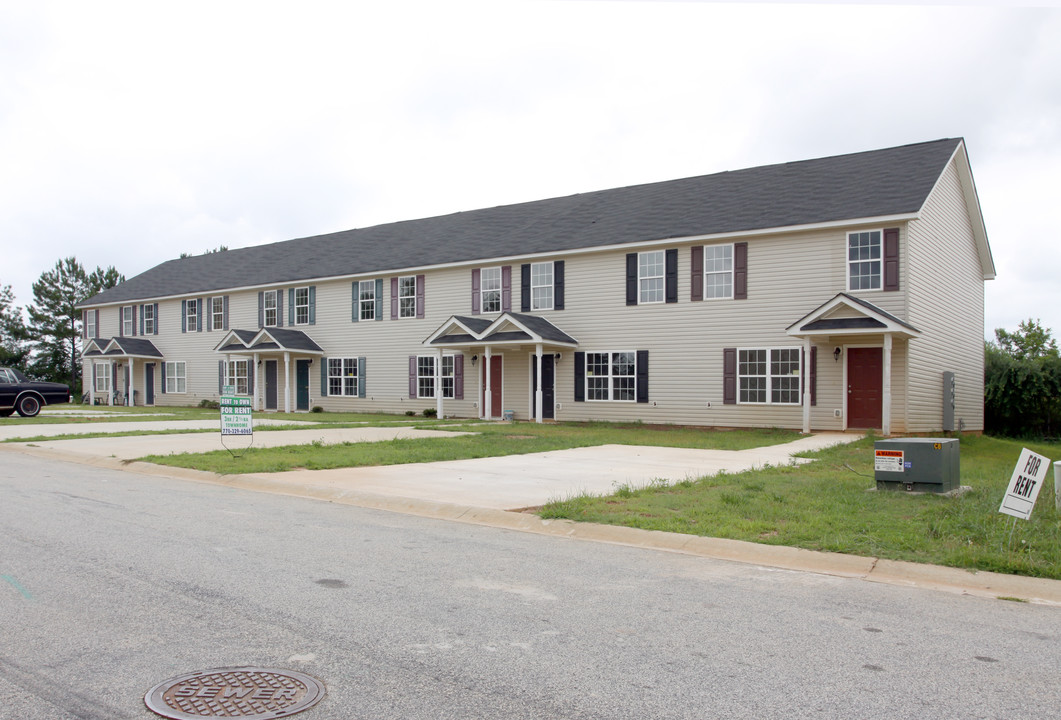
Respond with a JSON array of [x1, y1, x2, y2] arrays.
[[585, 351, 636, 401], [165, 361, 186, 394], [225, 360, 249, 395], [94, 364, 112, 393], [738, 348, 801, 404], [417, 355, 455, 399], [328, 358, 358, 396]]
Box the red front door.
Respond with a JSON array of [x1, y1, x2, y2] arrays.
[[480, 356, 503, 418], [847, 347, 883, 428]]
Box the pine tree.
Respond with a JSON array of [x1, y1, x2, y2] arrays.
[[0, 282, 30, 369]]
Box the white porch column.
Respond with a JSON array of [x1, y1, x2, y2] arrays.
[[253, 353, 261, 410], [484, 347, 493, 420], [535, 344, 543, 424], [802, 337, 812, 434], [882, 334, 893, 436], [283, 352, 291, 413], [435, 349, 443, 419], [127, 359, 136, 406]]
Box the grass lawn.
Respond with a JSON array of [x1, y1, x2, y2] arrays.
[[540, 434, 1061, 580], [138, 422, 800, 474]]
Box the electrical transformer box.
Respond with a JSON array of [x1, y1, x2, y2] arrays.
[[874, 438, 960, 493]]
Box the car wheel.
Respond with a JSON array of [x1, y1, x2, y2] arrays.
[[16, 395, 41, 418], [0, 408, 13, 417]]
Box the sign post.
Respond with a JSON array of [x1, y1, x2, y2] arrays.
[[999, 448, 1051, 521]]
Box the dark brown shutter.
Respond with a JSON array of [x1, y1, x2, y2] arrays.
[[391, 278, 399, 319], [501, 266, 511, 313], [118, 307, 124, 337], [734, 242, 748, 300], [554, 261, 565, 310], [636, 350, 649, 403], [258, 292, 264, 328], [810, 346, 817, 406], [626, 253, 638, 305], [883, 228, 900, 291], [416, 275, 425, 318], [691, 246, 703, 301], [471, 269, 481, 314], [454, 355, 464, 400], [520, 264, 530, 312], [665, 249, 678, 304], [723, 348, 737, 405], [574, 351, 585, 402], [408, 356, 417, 398]]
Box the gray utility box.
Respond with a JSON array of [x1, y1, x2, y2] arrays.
[[874, 438, 960, 493]]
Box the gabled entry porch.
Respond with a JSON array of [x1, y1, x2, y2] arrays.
[[214, 327, 324, 412], [788, 293, 920, 435], [424, 312, 578, 422], [83, 337, 164, 406]]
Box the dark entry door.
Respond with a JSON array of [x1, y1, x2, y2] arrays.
[[532, 354, 555, 420], [265, 361, 278, 410], [144, 363, 155, 405], [848, 347, 883, 428], [296, 360, 311, 411], [480, 356, 503, 418]]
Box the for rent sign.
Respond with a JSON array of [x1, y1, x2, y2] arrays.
[[999, 448, 1051, 520], [220, 396, 253, 436]]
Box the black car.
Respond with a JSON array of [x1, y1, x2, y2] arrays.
[[0, 367, 72, 417]]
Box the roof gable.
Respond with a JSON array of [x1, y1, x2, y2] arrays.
[[83, 139, 967, 306]]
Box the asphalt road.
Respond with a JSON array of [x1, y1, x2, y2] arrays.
[[2, 453, 1059, 719]]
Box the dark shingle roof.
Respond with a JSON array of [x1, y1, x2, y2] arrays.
[[83, 139, 962, 306]]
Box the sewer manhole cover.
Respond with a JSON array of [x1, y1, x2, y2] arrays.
[[144, 667, 325, 719]]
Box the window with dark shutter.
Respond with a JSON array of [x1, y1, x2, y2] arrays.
[[691, 246, 703, 301], [472, 269, 481, 314], [520, 264, 530, 312]]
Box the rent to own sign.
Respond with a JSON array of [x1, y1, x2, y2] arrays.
[[999, 448, 1051, 520], [220, 396, 253, 436]]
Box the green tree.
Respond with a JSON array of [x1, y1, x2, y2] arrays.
[[25, 258, 123, 390], [0, 282, 30, 369], [985, 320, 1061, 438]]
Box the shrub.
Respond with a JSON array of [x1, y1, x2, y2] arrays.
[[311, 406, 324, 413], [198, 399, 220, 410], [423, 408, 437, 418]]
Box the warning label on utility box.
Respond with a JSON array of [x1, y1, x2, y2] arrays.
[[874, 449, 905, 473]]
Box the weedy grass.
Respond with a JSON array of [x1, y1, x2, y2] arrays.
[[540, 434, 1061, 579]]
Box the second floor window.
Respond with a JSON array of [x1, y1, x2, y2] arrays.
[[85, 311, 96, 338], [639, 251, 664, 304], [704, 244, 734, 299], [359, 280, 376, 321], [399, 276, 416, 318], [481, 267, 502, 313], [186, 300, 198, 332], [294, 287, 310, 325], [122, 306, 134, 336], [212, 297, 225, 331], [531, 262, 553, 311], [142, 304, 154, 335], [264, 290, 278, 326], [848, 231, 882, 291]]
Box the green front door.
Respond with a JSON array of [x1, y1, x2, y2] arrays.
[[296, 360, 311, 411]]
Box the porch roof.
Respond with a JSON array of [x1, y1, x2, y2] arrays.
[[213, 327, 324, 354], [786, 293, 920, 339], [84, 337, 164, 360], [425, 312, 579, 348]]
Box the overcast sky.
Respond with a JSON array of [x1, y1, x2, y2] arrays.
[[2, 1, 1059, 341]]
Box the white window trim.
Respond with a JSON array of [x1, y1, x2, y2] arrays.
[[94, 363, 112, 393], [480, 267, 502, 314], [638, 251, 665, 305], [122, 306, 134, 336], [358, 280, 376, 321], [294, 287, 310, 325], [86, 312, 97, 339], [165, 361, 187, 394], [584, 351, 637, 403], [225, 359, 250, 396], [416, 354, 455, 399], [846, 229, 883, 293], [327, 357, 359, 397], [211, 297, 225, 331], [531, 261, 554, 311], [737, 347, 802, 405], [264, 290, 278, 327], [186, 300, 198, 332], [703, 243, 734, 300], [142, 304, 154, 335], [398, 276, 417, 319]]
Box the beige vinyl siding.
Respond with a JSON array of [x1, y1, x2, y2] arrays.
[[906, 157, 986, 432]]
